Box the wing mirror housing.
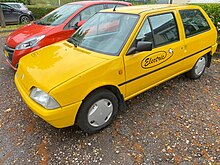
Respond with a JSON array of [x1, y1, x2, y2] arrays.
[[127, 41, 153, 55], [73, 20, 86, 30]]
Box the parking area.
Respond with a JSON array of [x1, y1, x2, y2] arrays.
[[0, 32, 219, 164]]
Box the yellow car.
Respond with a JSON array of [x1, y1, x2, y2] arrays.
[[15, 4, 218, 133]]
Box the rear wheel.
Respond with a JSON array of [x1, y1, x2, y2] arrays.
[[186, 55, 207, 79], [77, 89, 118, 133], [20, 15, 30, 24]]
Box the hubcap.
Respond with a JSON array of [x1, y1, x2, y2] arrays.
[[21, 16, 29, 23], [195, 57, 206, 76], [87, 99, 113, 127]]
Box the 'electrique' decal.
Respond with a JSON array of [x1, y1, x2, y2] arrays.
[[141, 51, 173, 69]]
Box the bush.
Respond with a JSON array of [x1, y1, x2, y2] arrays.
[[199, 4, 220, 40], [27, 5, 57, 19], [0, 0, 26, 3]]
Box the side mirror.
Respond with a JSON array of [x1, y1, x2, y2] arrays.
[[10, 8, 15, 12], [127, 41, 153, 55], [137, 41, 152, 52], [73, 20, 86, 30]]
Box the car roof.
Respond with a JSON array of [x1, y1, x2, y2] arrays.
[[68, 1, 131, 6], [102, 4, 199, 14]]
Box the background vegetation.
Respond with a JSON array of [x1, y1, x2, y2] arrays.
[[1, 0, 219, 40], [199, 4, 220, 39]]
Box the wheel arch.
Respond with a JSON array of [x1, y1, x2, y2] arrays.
[[79, 85, 126, 114], [206, 52, 212, 68]]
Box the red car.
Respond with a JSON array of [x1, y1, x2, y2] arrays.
[[3, 1, 131, 70]]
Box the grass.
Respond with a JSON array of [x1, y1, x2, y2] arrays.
[[0, 24, 23, 33]]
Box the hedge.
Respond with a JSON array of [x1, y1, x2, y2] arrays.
[[199, 4, 220, 37], [27, 5, 57, 19]]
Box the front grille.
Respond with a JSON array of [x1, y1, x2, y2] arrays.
[[4, 44, 15, 63]]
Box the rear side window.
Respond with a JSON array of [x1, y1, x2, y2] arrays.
[[179, 9, 210, 38], [149, 13, 179, 47], [81, 5, 104, 20]]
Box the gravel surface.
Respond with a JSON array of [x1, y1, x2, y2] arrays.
[[0, 32, 220, 164]]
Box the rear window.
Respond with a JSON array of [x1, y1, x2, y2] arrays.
[[179, 9, 210, 38]]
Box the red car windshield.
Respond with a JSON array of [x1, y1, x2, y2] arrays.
[[35, 4, 83, 26]]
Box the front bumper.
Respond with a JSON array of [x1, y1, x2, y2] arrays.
[[3, 44, 38, 70], [14, 72, 82, 128]]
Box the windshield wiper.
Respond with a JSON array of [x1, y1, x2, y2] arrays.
[[67, 37, 79, 47]]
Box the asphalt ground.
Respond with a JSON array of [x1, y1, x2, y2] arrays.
[[0, 32, 220, 164]]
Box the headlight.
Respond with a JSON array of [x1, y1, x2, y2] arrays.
[[16, 35, 45, 50], [30, 87, 60, 110]]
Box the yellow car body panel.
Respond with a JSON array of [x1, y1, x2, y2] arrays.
[[15, 72, 82, 128], [15, 4, 218, 128]]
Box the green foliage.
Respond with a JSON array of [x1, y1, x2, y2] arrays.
[[0, 0, 27, 4], [30, 0, 73, 6], [199, 4, 220, 40], [27, 5, 57, 19]]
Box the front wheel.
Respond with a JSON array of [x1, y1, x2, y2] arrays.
[[186, 55, 207, 79], [20, 15, 30, 24], [76, 89, 118, 133]]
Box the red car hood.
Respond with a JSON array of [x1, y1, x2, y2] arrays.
[[6, 23, 55, 48]]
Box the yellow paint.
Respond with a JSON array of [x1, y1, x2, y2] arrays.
[[4, 50, 9, 58]]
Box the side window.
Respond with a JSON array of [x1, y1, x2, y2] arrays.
[[68, 14, 80, 28], [106, 4, 126, 9], [129, 19, 153, 50], [136, 19, 153, 43], [149, 13, 179, 47], [65, 5, 104, 30], [81, 5, 104, 21], [10, 4, 21, 9], [179, 9, 210, 38], [1, 4, 12, 10]]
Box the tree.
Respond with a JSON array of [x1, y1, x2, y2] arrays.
[[0, 5, 6, 28]]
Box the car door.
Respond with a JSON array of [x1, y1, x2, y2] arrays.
[[123, 12, 186, 98], [1, 4, 20, 24]]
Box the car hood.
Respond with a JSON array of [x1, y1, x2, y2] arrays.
[[6, 23, 55, 48], [18, 41, 110, 93]]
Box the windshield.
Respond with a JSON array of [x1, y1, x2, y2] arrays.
[[35, 4, 83, 26], [69, 12, 139, 56]]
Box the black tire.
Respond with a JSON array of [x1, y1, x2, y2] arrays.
[[77, 89, 118, 133], [186, 55, 207, 79], [20, 15, 30, 24]]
